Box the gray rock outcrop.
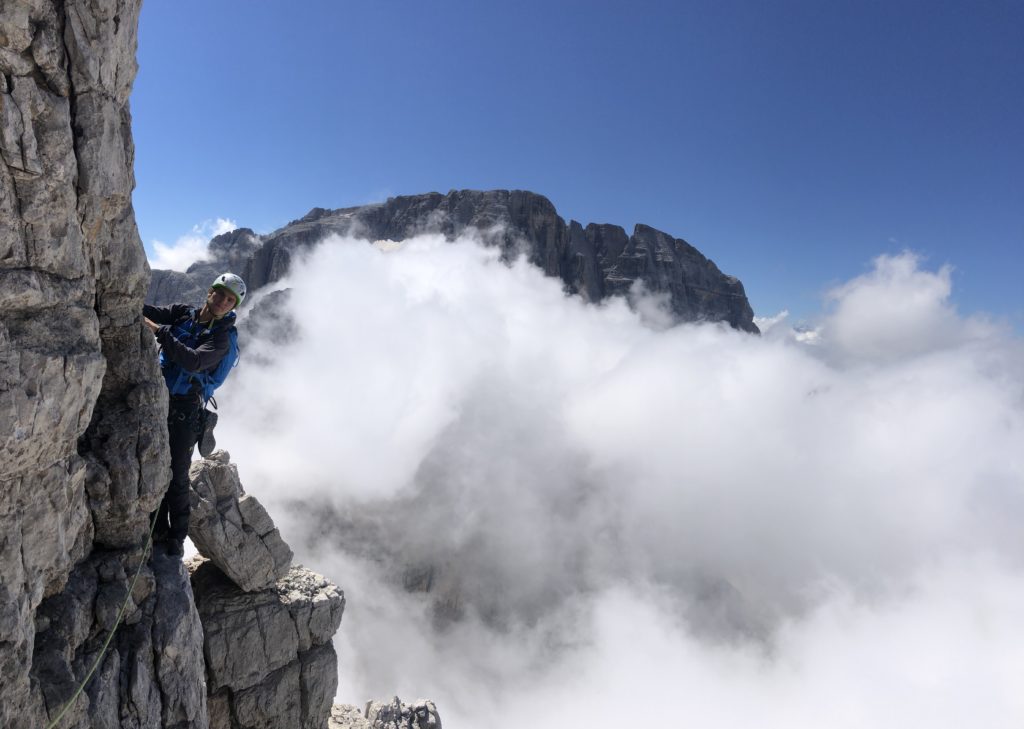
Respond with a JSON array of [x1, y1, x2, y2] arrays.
[[184, 450, 346, 729], [190, 560, 345, 729], [149, 190, 759, 333], [32, 548, 209, 729], [188, 451, 293, 592], [328, 699, 442, 729], [0, 0, 203, 726]]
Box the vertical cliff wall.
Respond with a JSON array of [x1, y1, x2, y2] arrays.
[[1, 1, 208, 726]]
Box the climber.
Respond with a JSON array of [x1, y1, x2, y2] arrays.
[[142, 272, 245, 557]]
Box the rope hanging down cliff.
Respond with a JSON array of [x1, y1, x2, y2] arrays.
[[43, 514, 158, 729]]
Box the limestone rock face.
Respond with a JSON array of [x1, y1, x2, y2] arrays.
[[185, 451, 348, 729], [0, 0, 189, 726], [31, 548, 209, 729], [190, 560, 345, 729], [149, 190, 759, 332], [188, 451, 293, 592]]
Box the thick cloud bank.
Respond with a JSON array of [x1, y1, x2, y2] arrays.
[[218, 236, 1023, 727]]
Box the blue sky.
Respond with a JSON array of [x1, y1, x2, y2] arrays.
[[132, 0, 1022, 326]]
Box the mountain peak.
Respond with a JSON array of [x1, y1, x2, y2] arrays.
[[150, 190, 758, 333]]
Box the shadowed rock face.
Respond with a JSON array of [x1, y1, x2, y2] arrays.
[[31, 549, 209, 729], [150, 190, 759, 333]]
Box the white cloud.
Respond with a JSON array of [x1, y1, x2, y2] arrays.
[[213, 235, 1024, 727], [148, 217, 237, 271], [820, 251, 996, 363]]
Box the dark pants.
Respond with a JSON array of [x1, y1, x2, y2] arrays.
[[156, 394, 204, 541]]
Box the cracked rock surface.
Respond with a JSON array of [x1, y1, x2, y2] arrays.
[[0, 1, 191, 726], [188, 450, 293, 592], [190, 559, 345, 729], [328, 698, 443, 729]]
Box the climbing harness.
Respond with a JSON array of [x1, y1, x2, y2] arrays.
[[43, 512, 159, 729]]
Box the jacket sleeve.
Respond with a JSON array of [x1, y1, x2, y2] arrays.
[[143, 303, 190, 325], [156, 322, 231, 373]]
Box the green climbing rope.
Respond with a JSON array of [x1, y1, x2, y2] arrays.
[[44, 512, 160, 729]]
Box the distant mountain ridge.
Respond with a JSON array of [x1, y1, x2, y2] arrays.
[[149, 190, 759, 333]]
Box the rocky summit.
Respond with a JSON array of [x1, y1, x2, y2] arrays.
[[149, 190, 760, 333]]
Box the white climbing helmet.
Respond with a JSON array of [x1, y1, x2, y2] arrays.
[[211, 272, 246, 307]]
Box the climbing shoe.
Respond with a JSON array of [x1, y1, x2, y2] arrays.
[[198, 409, 218, 457]]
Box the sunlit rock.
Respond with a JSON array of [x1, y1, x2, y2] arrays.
[[190, 559, 345, 729], [188, 451, 293, 592]]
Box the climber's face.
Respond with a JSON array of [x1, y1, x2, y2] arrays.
[[207, 287, 237, 317]]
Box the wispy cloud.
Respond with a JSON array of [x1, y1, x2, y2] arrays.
[[148, 218, 237, 271]]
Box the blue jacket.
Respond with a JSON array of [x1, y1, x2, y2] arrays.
[[144, 304, 236, 397]]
